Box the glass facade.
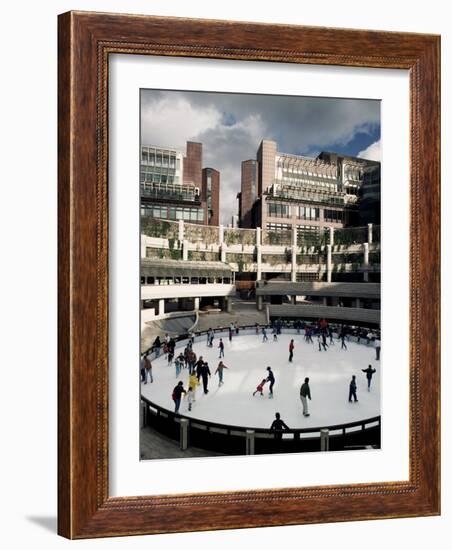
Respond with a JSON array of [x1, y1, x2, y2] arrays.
[[267, 202, 290, 218], [141, 204, 204, 223]]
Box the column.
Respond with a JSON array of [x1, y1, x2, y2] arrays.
[[320, 428, 330, 452], [291, 295, 296, 305], [291, 226, 297, 283], [194, 297, 200, 311], [182, 240, 189, 261], [245, 430, 255, 455], [220, 243, 227, 263], [367, 223, 373, 245], [326, 244, 332, 283], [178, 219, 185, 242], [323, 297, 328, 306], [355, 298, 361, 308], [219, 224, 224, 245], [257, 296, 263, 311], [158, 299, 165, 316], [180, 418, 189, 450], [329, 226, 334, 247], [363, 243, 369, 282]]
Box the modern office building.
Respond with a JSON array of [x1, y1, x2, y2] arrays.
[[140, 141, 220, 225], [239, 139, 380, 241], [238, 159, 259, 228], [202, 167, 220, 226]]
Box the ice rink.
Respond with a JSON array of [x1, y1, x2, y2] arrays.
[[140, 331, 381, 429]]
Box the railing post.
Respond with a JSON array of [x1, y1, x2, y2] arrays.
[[329, 226, 334, 246], [178, 219, 185, 242], [182, 240, 189, 261], [326, 244, 332, 283], [363, 242, 369, 282], [367, 223, 373, 245], [245, 429, 255, 455], [320, 428, 330, 451], [291, 226, 297, 283], [219, 224, 224, 245], [180, 418, 189, 451]]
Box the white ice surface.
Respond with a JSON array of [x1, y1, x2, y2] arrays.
[[141, 331, 380, 429]]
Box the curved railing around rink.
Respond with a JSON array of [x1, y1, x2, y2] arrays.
[[140, 325, 381, 455]]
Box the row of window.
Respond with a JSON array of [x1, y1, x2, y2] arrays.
[[141, 148, 180, 169], [141, 276, 231, 285], [324, 209, 345, 223], [141, 205, 205, 223], [266, 223, 321, 235], [267, 203, 320, 220], [140, 173, 180, 185]]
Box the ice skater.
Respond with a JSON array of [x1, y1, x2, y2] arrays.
[[188, 370, 199, 401], [272, 327, 278, 341], [348, 375, 358, 402], [300, 377, 311, 417], [215, 361, 228, 386], [328, 327, 334, 345], [266, 366, 275, 398], [199, 361, 211, 394], [340, 330, 348, 350], [362, 365, 377, 390], [218, 338, 225, 358], [143, 355, 153, 383], [186, 386, 194, 411], [262, 327, 268, 342], [374, 337, 381, 360], [172, 381, 186, 414], [253, 379, 267, 396], [289, 339, 295, 362], [270, 412, 290, 440]]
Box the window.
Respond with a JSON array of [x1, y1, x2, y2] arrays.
[[298, 206, 320, 220], [268, 202, 290, 218]]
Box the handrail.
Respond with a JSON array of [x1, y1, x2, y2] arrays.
[[143, 322, 380, 357], [141, 394, 380, 437]]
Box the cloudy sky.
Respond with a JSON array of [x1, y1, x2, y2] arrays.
[[141, 90, 380, 225]]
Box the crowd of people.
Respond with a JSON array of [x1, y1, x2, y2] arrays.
[[140, 320, 379, 422]]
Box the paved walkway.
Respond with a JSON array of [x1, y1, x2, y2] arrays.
[[140, 426, 224, 460], [141, 298, 266, 352]]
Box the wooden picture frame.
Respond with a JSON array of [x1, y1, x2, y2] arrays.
[[58, 11, 440, 539]]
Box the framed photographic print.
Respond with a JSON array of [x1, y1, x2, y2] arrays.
[[58, 11, 440, 538]]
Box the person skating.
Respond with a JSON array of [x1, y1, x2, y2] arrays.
[[228, 324, 233, 342], [144, 354, 153, 384], [289, 339, 295, 362], [328, 327, 334, 345], [348, 375, 358, 402], [152, 335, 161, 357], [272, 327, 278, 341], [253, 379, 267, 396], [140, 355, 146, 383], [174, 354, 183, 377], [262, 327, 268, 342], [374, 338, 381, 360], [266, 366, 275, 398], [188, 371, 199, 401], [218, 338, 225, 358], [195, 356, 205, 380], [172, 381, 186, 414], [199, 362, 211, 394], [300, 377, 311, 417], [340, 331, 348, 350], [207, 328, 213, 346], [235, 321, 239, 335], [362, 365, 377, 391], [215, 361, 228, 386], [321, 332, 329, 351], [270, 412, 290, 440], [186, 387, 194, 411]]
